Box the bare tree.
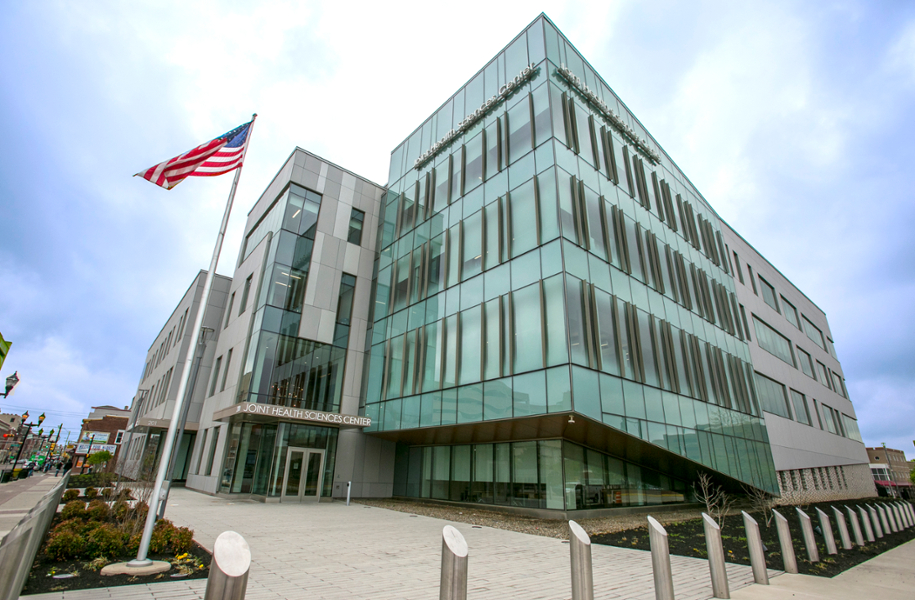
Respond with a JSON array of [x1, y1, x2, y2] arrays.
[[743, 484, 777, 527], [694, 473, 733, 528]]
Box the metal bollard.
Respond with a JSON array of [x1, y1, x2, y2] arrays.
[[815, 508, 837, 555], [204, 531, 251, 600], [796, 508, 819, 563], [832, 507, 852, 550], [845, 506, 864, 546], [868, 505, 884, 538], [648, 516, 675, 600], [875, 504, 891, 534], [568, 520, 594, 600], [858, 506, 875, 542], [742, 512, 768, 585], [440, 526, 468, 600], [702, 513, 730, 598], [346, 481, 352, 506], [772, 509, 797, 574]]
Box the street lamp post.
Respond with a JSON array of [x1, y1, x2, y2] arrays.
[[80, 434, 96, 475], [42, 425, 61, 468], [10, 412, 44, 477], [0, 372, 20, 398]]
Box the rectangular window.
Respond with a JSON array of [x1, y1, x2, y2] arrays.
[[209, 355, 223, 397], [348, 208, 365, 245], [732, 252, 744, 284], [759, 277, 779, 313], [802, 316, 826, 350], [831, 371, 847, 398], [239, 275, 252, 316], [335, 274, 356, 326], [796, 347, 816, 379], [753, 316, 795, 367], [747, 265, 758, 295], [220, 349, 233, 392], [816, 361, 831, 389], [842, 414, 863, 442], [206, 426, 220, 476], [789, 389, 811, 425], [739, 304, 751, 341], [753, 372, 791, 419], [781, 296, 799, 328], [224, 293, 235, 329]]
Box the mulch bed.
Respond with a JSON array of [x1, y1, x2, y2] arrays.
[[22, 541, 211, 594], [591, 499, 915, 577]]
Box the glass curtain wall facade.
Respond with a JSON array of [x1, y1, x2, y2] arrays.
[[366, 15, 778, 510]]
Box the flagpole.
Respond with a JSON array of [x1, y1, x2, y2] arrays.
[[129, 114, 257, 567]]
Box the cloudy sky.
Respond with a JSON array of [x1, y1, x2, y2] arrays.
[[1, 1, 912, 457]]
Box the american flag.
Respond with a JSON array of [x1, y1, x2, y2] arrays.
[[136, 117, 255, 190]]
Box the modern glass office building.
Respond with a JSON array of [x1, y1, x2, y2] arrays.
[[136, 13, 871, 513], [362, 14, 778, 512]]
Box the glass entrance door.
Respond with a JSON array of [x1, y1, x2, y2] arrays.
[[281, 447, 324, 502]]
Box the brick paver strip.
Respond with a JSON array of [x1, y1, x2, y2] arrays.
[[23, 487, 776, 599]]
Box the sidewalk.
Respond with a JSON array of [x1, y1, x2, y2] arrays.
[[0, 472, 60, 539], [22, 486, 771, 600], [731, 538, 915, 600]]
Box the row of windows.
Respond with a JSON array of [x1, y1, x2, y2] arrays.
[[142, 308, 190, 383], [141, 366, 174, 416], [193, 426, 222, 478], [208, 348, 235, 397], [779, 466, 849, 493], [752, 371, 860, 441]]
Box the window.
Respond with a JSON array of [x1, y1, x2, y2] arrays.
[[224, 293, 235, 329], [334, 274, 357, 347], [348, 208, 365, 245], [732, 252, 744, 284], [753, 316, 795, 367], [759, 277, 779, 313], [802, 316, 825, 350], [781, 297, 799, 328], [789, 390, 811, 425], [843, 414, 863, 442], [114, 430, 124, 444], [831, 371, 847, 398], [239, 276, 252, 316], [209, 355, 223, 397], [206, 427, 220, 476], [220, 349, 233, 392], [796, 347, 816, 379], [754, 372, 791, 419], [739, 305, 751, 341], [816, 361, 831, 389], [747, 265, 758, 295]]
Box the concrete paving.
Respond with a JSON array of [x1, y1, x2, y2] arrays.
[[0, 472, 60, 538], [22, 486, 773, 599], [731, 537, 915, 600]]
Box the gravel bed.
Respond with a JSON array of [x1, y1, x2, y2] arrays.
[[354, 497, 708, 539]]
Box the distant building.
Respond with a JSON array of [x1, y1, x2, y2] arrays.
[[75, 405, 130, 470], [866, 446, 913, 498]]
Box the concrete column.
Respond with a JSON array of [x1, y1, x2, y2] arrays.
[[742, 511, 768, 585], [845, 506, 864, 546], [858, 506, 875, 542], [796, 507, 819, 563], [868, 505, 884, 538], [647, 516, 675, 600], [702, 513, 730, 598], [831, 507, 852, 550], [568, 521, 593, 600], [874, 504, 891, 534], [815, 508, 837, 555], [772, 509, 797, 574]]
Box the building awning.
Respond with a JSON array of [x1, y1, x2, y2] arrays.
[[874, 480, 897, 487]]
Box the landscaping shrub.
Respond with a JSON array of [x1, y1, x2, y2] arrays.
[[149, 520, 177, 554], [84, 487, 98, 500], [87, 499, 110, 521], [172, 526, 194, 554], [124, 531, 142, 555], [45, 530, 86, 561], [51, 518, 90, 536], [62, 489, 79, 502], [60, 500, 87, 521], [66, 473, 115, 489], [118, 487, 132, 499], [101, 487, 114, 500], [86, 523, 124, 558], [113, 499, 130, 521]]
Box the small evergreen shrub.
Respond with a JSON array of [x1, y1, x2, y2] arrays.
[[45, 530, 86, 561], [113, 499, 130, 521], [149, 520, 177, 554], [87, 499, 110, 521], [101, 487, 114, 500], [62, 489, 79, 502], [86, 523, 124, 558], [172, 526, 194, 554], [60, 500, 87, 521], [84, 487, 98, 499]]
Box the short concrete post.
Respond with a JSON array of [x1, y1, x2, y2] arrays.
[[648, 516, 675, 600], [897, 503, 910, 528], [772, 509, 797, 574], [868, 505, 884, 538], [568, 520, 594, 600], [906, 502, 915, 526], [815, 508, 838, 555], [858, 506, 875, 542], [796, 507, 819, 562], [875, 504, 891, 534], [884, 504, 897, 532], [845, 506, 864, 546], [440, 526, 468, 600], [346, 481, 351, 506], [742, 512, 768, 585], [832, 507, 852, 550], [204, 531, 251, 600], [702, 513, 730, 598], [892, 504, 907, 529]]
